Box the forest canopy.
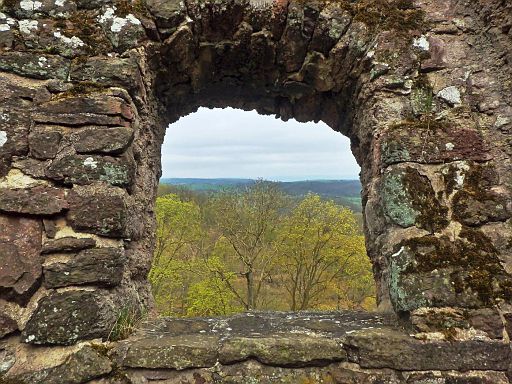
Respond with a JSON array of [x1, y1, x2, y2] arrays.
[[149, 181, 375, 317]]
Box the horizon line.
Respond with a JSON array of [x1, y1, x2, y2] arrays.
[[160, 177, 361, 182]]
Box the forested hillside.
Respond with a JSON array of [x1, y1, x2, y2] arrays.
[[150, 181, 374, 317], [160, 178, 362, 212]]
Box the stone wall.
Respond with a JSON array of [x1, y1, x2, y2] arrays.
[[0, 0, 511, 382]]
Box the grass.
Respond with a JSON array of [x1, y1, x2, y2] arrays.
[[108, 305, 147, 342]]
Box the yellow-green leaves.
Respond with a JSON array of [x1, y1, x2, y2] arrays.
[[275, 194, 374, 310], [149, 184, 375, 317]]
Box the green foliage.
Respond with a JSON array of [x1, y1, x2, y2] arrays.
[[149, 182, 375, 317], [186, 257, 243, 316], [275, 194, 374, 310]]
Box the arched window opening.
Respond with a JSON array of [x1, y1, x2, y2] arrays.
[[149, 108, 375, 317]]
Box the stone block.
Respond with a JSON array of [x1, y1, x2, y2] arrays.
[[28, 130, 62, 159], [46, 154, 134, 188], [33, 112, 129, 127], [0, 312, 18, 338], [277, 3, 310, 73], [146, 0, 187, 30], [22, 290, 117, 345], [309, 5, 351, 56], [389, 231, 512, 311], [44, 247, 125, 288], [16, 18, 91, 59], [411, 307, 505, 340], [0, 52, 69, 80], [0, 106, 32, 176], [97, 6, 146, 52], [73, 126, 134, 154], [380, 124, 491, 166], [0, 215, 42, 302], [219, 335, 347, 366], [41, 237, 97, 254], [70, 57, 143, 92], [468, 308, 505, 339], [405, 371, 509, 384], [3, 0, 77, 18], [38, 95, 134, 121], [117, 334, 220, 370], [67, 185, 131, 238], [453, 190, 510, 226], [43, 219, 58, 238], [3, 345, 111, 384], [344, 328, 511, 371], [0, 186, 68, 215]]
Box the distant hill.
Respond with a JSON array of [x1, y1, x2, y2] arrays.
[[160, 178, 362, 212]]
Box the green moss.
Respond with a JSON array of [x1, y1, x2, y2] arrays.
[[401, 235, 453, 273], [444, 165, 458, 196], [89, 342, 112, 357], [410, 74, 434, 116], [114, 0, 150, 18], [298, 0, 427, 33], [2, 0, 18, 9], [402, 167, 449, 232], [399, 228, 512, 305], [390, 118, 447, 133], [382, 167, 449, 233], [452, 163, 506, 225], [43, 46, 60, 55], [52, 81, 108, 100], [65, 11, 113, 55], [350, 0, 426, 33]]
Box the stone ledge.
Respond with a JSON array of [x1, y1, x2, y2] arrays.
[[2, 311, 511, 383], [112, 311, 511, 371]]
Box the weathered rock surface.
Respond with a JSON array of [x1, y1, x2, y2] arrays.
[[22, 290, 118, 345], [0, 312, 18, 339], [344, 328, 510, 371], [0, 185, 68, 215], [1, 342, 112, 384], [41, 237, 97, 254], [67, 184, 131, 237], [0, 52, 69, 80], [73, 126, 134, 155], [44, 247, 125, 288], [106, 312, 512, 383], [0, 215, 42, 303], [29, 130, 62, 159], [46, 154, 134, 187]]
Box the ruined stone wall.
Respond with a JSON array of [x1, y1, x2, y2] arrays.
[[0, 0, 511, 382]]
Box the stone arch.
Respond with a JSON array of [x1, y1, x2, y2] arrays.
[[0, 0, 512, 381]]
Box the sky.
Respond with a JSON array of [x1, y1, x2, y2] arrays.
[[161, 107, 360, 181]]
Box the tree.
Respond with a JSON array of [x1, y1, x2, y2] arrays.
[[275, 194, 372, 311], [208, 180, 288, 310], [148, 194, 202, 315]]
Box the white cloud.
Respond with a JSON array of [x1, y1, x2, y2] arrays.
[[161, 107, 360, 181]]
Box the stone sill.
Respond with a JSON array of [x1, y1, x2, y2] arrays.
[[2, 311, 511, 383], [112, 311, 510, 372]]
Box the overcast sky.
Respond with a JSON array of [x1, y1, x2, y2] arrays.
[[161, 107, 360, 181]]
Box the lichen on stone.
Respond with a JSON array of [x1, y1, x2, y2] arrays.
[[382, 166, 448, 233]]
